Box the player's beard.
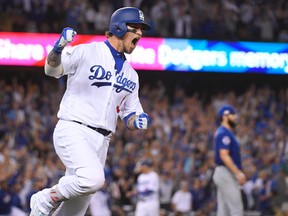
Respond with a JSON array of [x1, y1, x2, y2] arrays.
[[228, 119, 237, 128]]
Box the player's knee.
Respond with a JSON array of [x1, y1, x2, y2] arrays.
[[76, 168, 105, 194]]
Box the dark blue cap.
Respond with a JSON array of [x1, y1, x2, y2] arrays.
[[140, 158, 153, 167], [217, 105, 236, 119]]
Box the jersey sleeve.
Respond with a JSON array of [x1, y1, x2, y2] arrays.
[[216, 133, 232, 151], [61, 45, 82, 76]]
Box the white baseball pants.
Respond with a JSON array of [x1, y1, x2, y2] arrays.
[[52, 120, 111, 216], [135, 199, 160, 216]]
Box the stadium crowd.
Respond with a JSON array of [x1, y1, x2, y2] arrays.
[[0, 73, 287, 216], [0, 0, 288, 42]]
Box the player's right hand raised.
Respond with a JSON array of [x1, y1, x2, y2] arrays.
[[53, 27, 77, 54]]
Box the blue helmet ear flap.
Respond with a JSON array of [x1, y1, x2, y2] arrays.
[[110, 22, 128, 38]]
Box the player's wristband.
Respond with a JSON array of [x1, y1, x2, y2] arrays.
[[44, 62, 63, 77], [52, 40, 64, 55], [124, 112, 136, 129]]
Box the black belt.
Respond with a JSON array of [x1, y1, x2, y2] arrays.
[[72, 121, 111, 136]]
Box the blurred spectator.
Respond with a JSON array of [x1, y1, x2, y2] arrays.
[[110, 167, 134, 216], [171, 180, 193, 216], [190, 178, 205, 212], [270, 168, 288, 216], [94, 1, 113, 34], [89, 182, 111, 216], [0, 181, 13, 215], [258, 179, 274, 216], [159, 171, 175, 213], [222, 0, 240, 40], [242, 162, 258, 210], [253, 4, 276, 41], [174, 4, 192, 38]]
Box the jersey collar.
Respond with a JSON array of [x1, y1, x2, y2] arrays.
[[104, 40, 126, 61]]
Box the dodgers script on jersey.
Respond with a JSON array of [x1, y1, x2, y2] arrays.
[[57, 42, 144, 132]]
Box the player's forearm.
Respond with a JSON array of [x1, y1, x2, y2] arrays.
[[125, 115, 137, 130], [221, 154, 242, 175], [222, 155, 246, 184], [47, 51, 62, 67], [44, 51, 63, 77]]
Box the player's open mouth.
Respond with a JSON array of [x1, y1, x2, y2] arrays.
[[132, 38, 140, 46]]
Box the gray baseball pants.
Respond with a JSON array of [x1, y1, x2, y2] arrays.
[[213, 166, 244, 216]]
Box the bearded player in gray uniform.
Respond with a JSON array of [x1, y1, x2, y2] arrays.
[[212, 105, 246, 216], [29, 7, 151, 216]]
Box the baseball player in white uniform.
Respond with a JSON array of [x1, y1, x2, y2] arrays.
[[29, 7, 151, 216], [134, 158, 160, 216]]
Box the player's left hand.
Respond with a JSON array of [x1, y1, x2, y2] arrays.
[[53, 27, 77, 54], [133, 113, 150, 129]]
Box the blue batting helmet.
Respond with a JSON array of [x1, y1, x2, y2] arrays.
[[109, 7, 151, 38]]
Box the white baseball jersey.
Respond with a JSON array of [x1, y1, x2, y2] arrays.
[[137, 171, 159, 201], [89, 190, 111, 216], [57, 41, 144, 132], [171, 190, 192, 213], [135, 171, 160, 216]]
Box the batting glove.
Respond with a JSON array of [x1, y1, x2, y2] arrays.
[[53, 27, 77, 54], [133, 113, 150, 129]]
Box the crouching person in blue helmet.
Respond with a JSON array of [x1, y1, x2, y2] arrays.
[[29, 7, 151, 216]]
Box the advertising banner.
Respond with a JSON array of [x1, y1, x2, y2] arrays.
[[0, 32, 288, 74]]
